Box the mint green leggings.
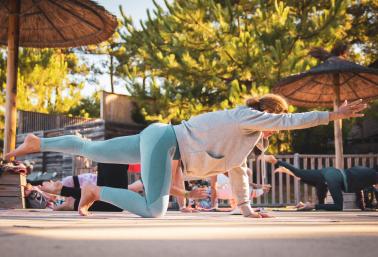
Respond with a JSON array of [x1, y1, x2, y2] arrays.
[[41, 123, 179, 218]]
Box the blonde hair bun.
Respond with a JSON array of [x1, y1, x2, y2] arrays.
[[246, 94, 288, 114]]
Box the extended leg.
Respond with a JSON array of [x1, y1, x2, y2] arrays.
[[40, 134, 141, 164], [276, 160, 325, 186], [6, 133, 141, 164], [80, 123, 178, 217]]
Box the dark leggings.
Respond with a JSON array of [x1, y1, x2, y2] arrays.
[[276, 160, 344, 211], [60, 163, 129, 212]]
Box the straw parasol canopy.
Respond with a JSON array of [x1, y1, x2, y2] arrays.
[[1, 0, 117, 155], [0, 0, 118, 48], [273, 44, 378, 169], [273, 56, 378, 108]]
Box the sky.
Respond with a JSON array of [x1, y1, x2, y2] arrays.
[[82, 0, 166, 96], [97, 0, 163, 21]]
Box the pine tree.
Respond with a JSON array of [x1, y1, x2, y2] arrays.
[[116, 0, 359, 153], [0, 48, 91, 153], [77, 30, 125, 94], [15, 49, 87, 114]]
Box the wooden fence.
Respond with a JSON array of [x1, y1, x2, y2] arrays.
[[17, 110, 99, 134], [248, 153, 378, 206], [16, 120, 105, 180]]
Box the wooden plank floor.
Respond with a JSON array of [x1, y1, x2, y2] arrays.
[[0, 209, 377, 257]]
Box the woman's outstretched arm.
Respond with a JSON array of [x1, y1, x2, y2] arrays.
[[237, 99, 367, 132]]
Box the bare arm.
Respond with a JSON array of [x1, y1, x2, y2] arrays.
[[228, 163, 260, 218], [210, 176, 218, 208], [238, 99, 367, 131], [171, 160, 186, 209], [328, 99, 367, 121], [170, 160, 209, 208]]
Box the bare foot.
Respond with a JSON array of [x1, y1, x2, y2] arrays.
[[78, 184, 100, 216], [39, 180, 63, 195], [5, 133, 41, 160]]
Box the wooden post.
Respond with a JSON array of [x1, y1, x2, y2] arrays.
[[0, 172, 26, 209], [4, 0, 21, 155], [285, 157, 291, 204], [293, 153, 300, 204], [256, 158, 261, 205], [0, 0, 25, 209], [333, 73, 344, 169]]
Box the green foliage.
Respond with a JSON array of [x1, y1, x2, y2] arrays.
[[346, 0, 378, 64], [77, 27, 125, 93], [0, 48, 95, 153], [116, 0, 378, 153], [67, 91, 101, 118], [1, 0, 376, 155], [15, 49, 86, 114]]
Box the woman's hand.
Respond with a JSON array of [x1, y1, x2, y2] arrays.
[[259, 212, 274, 218], [188, 187, 209, 199], [274, 167, 296, 177], [295, 201, 305, 209], [247, 212, 262, 218], [252, 183, 272, 193], [297, 202, 315, 211], [263, 155, 277, 164], [246, 212, 274, 218], [262, 184, 272, 193], [180, 207, 200, 213], [329, 99, 368, 121]]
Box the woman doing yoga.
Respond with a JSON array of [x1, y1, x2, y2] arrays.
[[263, 155, 378, 211], [5, 94, 367, 218]]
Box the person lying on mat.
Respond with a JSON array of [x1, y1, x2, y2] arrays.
[[39, 172, 209, 212]]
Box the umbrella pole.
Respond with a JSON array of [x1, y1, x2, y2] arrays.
[[333, 74, 344, 169], [3, 0, 21, 155]]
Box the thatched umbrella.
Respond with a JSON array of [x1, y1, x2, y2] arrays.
[[273, 44, 378, 169], [0, 0, 117, 154]]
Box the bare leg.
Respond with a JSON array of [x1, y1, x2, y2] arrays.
[[78, 184, 101, 216], [5, 134, 40, 160]]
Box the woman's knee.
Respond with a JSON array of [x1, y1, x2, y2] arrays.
[[143, 197, 169, 218], [144, 207, 167, 218]]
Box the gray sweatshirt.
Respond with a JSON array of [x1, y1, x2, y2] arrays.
[[173, 106, 330, 216]]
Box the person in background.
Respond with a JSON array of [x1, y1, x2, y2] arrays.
[[210, 167, 271, 211], [263, 155, 378, 211], [40, 167, 208, 212]]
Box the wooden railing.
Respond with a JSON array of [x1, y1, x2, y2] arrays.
[[17, 110, 99, 134], [248, 153, 378, 206]]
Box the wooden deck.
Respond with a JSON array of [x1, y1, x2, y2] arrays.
[[0, 209, 377, 257]]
